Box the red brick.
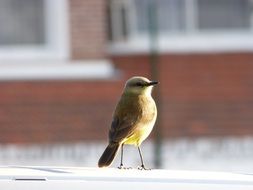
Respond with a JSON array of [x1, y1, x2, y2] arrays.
[[69, 0, 107, 59]]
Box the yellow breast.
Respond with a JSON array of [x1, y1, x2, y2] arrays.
[[123, 109, 157, 146]]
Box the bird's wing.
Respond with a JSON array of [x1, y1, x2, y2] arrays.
[[108, 97, 141, 143], [109, 116, 138, 143]]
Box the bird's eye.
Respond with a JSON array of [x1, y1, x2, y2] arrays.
[[135, 82, 143, 87]]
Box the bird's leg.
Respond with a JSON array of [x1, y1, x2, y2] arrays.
[[118, 144, 132, 169], [137, 146, 151, 170], [118, 144, 124, 169]]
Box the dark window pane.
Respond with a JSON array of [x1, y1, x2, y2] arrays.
[[134, 0, 186, 33], [120, 5, 128, 39], [157, 0, 186, 32], [0, 0, 45, 45], [134, 0, 150, 32], [198, 0, 251, 30]]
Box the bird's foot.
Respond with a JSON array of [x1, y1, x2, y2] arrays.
[[137, 164, 151, 170], [118, 164, 132, 169]]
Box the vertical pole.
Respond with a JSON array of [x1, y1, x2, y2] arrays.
[[148, 0, 162, 168]]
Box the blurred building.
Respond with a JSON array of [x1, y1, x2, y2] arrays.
[[0, 0, 253, 170]]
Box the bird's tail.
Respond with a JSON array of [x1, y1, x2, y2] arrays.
[[98, 143, 120, 168]]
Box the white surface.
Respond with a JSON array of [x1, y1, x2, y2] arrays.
[[0, 166, 253, 190], [0, 60, 115, 80]]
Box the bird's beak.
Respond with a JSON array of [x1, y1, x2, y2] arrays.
[[147, 81, 159, 86]]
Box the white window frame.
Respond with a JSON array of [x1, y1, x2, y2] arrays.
[[108, 0, 253, 54], [0, 0, 69, 62], [0, 0, 116, 81]]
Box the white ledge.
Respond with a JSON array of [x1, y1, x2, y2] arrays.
[[0, 60, 116, 81], [0, 166, 253, 190], [108, 33, 253, 55]]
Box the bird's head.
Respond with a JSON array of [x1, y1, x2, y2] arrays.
[[124, 76, 158, 96]]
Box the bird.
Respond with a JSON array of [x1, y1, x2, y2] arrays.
[[98, 76, 158, 170]]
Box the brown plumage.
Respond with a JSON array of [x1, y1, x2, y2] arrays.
[[98, 76, 158, 169]]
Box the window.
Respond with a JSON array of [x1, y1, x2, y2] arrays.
[[134, 0, 187, 34], [198, 0, 251, 31], [108, 0, 253, 53], [0, 0, 45, 45], [0, 0, 68, 61], [0, 0, 114, 80]]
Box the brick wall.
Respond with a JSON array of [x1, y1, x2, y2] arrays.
[[1, 53, 253, 144], [69, 0, 107, 59], [0, 81, 123, 143]]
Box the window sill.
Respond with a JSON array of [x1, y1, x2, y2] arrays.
[[0, 60, 117, 81], [108, 33, 253, 55]]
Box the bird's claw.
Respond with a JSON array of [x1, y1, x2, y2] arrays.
[[118, 165, 132, 169], [137, 165, 151, 170]]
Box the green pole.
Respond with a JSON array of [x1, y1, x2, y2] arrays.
[[148, 1, 162, 168]]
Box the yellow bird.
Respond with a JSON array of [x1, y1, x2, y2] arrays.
[[98, 76, 158, 169]]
